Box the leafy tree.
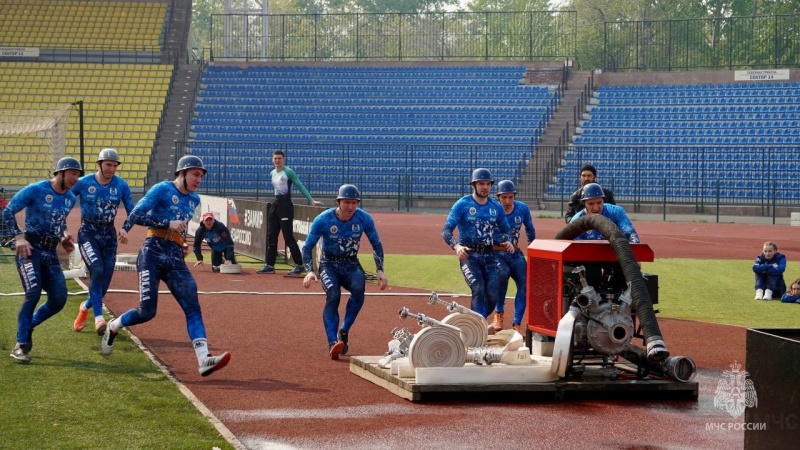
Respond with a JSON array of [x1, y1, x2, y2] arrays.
[[190, 0, 800, 68], [192, 0, 295, 52], [290, 0, 458, 13], [466, 0, 551, 12]]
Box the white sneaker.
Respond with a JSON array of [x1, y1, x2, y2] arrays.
[[764, 289, 773, 300], [755, 289, 764, 300], [199, 352, 231, 377], [101, 325, 118, 356], [9, 344, 30, 363]]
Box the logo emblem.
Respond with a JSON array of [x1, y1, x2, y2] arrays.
[[172, 195, 179, 204], [469, 207, 476, 215], [88, 186, 96, 194], [45, 194, 53, 203], [714, 361, 757, 419], [330, 225, 338, 235]]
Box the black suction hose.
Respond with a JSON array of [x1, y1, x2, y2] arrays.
[[621, 345, 697, 383], [555, 215, 669, 362]]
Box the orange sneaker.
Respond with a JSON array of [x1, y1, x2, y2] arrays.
[[95, 319, 107, 336], [492, 312, 504, 331], [73, 305, 89, 332]]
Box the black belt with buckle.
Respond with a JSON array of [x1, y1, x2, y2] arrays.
[[24, 233, 60, 249], [467, 244, 493, 253], [82, 219, 114, 226], [323, 254, 358, 262]]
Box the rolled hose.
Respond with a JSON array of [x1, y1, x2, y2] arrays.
[[555, 215, 669, 362]]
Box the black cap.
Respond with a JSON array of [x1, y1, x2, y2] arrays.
[[580, 164, 597, 176]]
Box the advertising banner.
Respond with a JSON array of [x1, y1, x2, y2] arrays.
[[294, 204, 326, 271], [227, 198, 268, 260]]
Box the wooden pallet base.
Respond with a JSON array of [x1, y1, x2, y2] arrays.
[[350, 356, 699, 402]]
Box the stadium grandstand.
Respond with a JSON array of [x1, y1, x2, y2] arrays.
[[189, 64, 556, 197], [1, 1, 799, 218], [0, 0, 178, 191], [549, 81, 800, 203]]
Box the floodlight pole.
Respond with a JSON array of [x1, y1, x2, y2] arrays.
[[72, 100, 84, 169]]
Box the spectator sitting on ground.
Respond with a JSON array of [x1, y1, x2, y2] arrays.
[[780, 278, 800, 304], [752, 241, 786, 301]]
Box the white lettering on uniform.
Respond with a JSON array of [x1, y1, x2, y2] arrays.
[[139, 270, 151, 304]]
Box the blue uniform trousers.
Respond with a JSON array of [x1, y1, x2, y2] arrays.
[[459, 252, 500, 318], [495, 249, 528, 325], [318, 259, 365, 345], [78, 223, 118, 317], [754, 273, 786, 298], [15, 244, 68, 343], [119, 237, 206, 341]]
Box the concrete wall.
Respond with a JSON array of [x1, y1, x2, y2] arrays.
[[595, 68, 800, 87]]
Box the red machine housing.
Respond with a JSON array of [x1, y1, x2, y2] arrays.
[[525, 240, 655, 337]]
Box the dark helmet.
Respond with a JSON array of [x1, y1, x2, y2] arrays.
[[97, 148, 121, 164], [174, 155, 207, 176], [580, 183, 605, 201], [53, 157, 84, 176], [336, 184, 361, 201], [496, 180, 516, 195], [471, 168, 493, 184]]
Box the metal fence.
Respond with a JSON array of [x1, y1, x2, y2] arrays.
[[534, 144, 800, 215], [180, 140, 532, 200], [181, 141, 800, 215], [210, 11, 577, 62], [604, 14, 800, 72]]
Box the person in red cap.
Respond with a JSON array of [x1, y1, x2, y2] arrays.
[[193, 211, 237, 273]]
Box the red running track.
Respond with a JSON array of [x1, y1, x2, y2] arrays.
[[74, 210, 787, 449]]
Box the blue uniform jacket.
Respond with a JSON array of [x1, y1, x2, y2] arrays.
[[122, 181, 199, 238], [442, 195, 511, 248], [72, 174, 134, 223], [752, 252, 786, 276], [302, 208, 385, 273], [3, 180, 76, 239], [570, 203, 640, 243]]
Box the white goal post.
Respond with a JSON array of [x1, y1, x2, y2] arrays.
[[1, 104, 82, 274], [0, 104, 74, 185]]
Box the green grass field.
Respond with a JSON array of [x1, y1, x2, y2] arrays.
[[362, 255, 799, 328], [0, 257, 235, 450], [1, 252, 795, 448]]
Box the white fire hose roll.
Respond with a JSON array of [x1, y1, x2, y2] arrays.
[[408, 327, 466, 368], [441, 312, 487, 348]]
